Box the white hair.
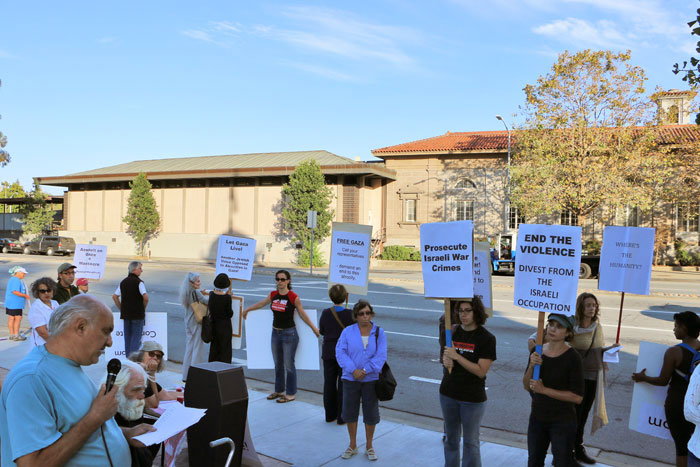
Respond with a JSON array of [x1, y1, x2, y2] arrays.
[[179, 272, 200, 309], [48, 295, 106, 337], [113, 359, 148, 389], [128, 261, 142, 274], [114, 359, 148, 420]]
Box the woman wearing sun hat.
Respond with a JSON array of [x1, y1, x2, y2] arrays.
[[5, 266, 30, 341], [208, 273, 234, 364]]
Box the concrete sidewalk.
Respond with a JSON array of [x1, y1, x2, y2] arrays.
[[0, 328, 669, 467]]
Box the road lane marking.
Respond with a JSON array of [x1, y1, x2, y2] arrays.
[[409, 376, 441, 384], [385, 331, 438, 339]]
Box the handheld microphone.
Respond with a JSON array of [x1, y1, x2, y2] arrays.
[[105, 358, 121, 394]]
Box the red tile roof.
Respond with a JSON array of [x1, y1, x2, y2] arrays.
[[372, 125, 700, 155]]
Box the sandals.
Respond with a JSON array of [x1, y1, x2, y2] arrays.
[[341, 447, 358, 459], [276, 395, 295, 403], [365, 448, 378, 461], [267, 392, 283, 400]]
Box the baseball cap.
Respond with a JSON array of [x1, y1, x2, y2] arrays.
[[547, 313, 576, 330], [76, 278, 88, 286], [140, 341, 164, 354], [58, 263, 77, 273], [8, 266, 27, 275]]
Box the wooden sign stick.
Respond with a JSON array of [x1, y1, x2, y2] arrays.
[[533, 311, 545, 381], [444, 299, 452, 374], [615, 292, 625, 344]]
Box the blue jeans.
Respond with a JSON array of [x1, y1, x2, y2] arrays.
[[527, 415, 577, 467], [123, 319, 144, 357], [342, 379, 380, 425], [690, 450, 700, 467], [440, 393, 486, 467], [271, 327, 299, 395]]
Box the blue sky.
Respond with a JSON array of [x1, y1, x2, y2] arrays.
[[0, 0, 697, 194]]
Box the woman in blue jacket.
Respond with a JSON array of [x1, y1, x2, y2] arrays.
[[336, 300, 387, 462]]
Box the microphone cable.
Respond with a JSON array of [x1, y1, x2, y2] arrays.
[[100, 424, 115, 467]]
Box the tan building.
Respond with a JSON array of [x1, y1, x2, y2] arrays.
[[37, 151, 395, 262]]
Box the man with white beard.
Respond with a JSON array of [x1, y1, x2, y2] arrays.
[[113, 360, 159, 467]]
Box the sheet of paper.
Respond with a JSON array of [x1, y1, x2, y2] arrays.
[[133, 404, 207, 446], [603, 346, 622, 363]]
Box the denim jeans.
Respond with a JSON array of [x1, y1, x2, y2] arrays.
[[271, 327, 299, 395], [689, 449, 700, 467], [527, 415, 577, 467], [123, 319, 144, 357], [440, 393, 486, 467], [342, 379, 380, 425]]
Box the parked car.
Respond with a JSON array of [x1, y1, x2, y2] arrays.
[[23, 236, 76, 256], [0, 238, 24, 254]]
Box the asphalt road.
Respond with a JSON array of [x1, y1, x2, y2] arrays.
[[3, 254, 699, 464]]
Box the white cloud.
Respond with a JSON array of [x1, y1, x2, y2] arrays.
[[533, 17, 630, 49], [285, 62, 360, 82], [98, 37, 116, 44], [181, 29, 216, 43]]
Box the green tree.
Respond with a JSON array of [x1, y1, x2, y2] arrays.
[[0, 80, 9, 166], [122, 173, 160, 256], [19, 183, 55, 236], [0, 180, 26, 213], [281, 159, 334, 266], [511, 49, 665, 226]]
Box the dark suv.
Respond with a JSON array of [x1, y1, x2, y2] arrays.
[[23, 236, 76, 256]]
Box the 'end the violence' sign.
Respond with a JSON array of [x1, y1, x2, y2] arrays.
[[420, 221, 473, 298], [328, 222, 372, 295], [215, 235, 256, 281], [514, 224, 581, 316], [599, 226, 655, 295]]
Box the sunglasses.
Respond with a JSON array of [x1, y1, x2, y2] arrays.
[[458, 308, 473, 313], [275, 277, 288, 282], [357, 311, 373, 317], [37, 289, 52, 294], [148, 351, 164, 359]]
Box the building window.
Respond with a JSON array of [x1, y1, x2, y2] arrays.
[[404, 199, 417, 223], [560, 210, 578, 226], [455, 200, 474, 221], [678, 202, 699, 232], [454, 179, 477, 189], [616, 205, 639, 227], [509, 206, 525, 229]]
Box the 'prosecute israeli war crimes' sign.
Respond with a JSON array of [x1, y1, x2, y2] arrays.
[[420, 221, 474, 298]]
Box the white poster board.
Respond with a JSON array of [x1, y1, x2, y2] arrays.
[[629, 341, 672, 439], [328, 222, 373, 295], [599, 226, 655, 295], [245, 309, 319, 370], [106, 312, 168, 360], [231, 296, 243, 350], [513, 224, 581, 317], [74, 244, 108, 280], [420, 221, 474, 298], [473, 242, 493, 316], [215, 235, 256, 281]]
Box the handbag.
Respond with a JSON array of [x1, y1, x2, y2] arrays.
[[373, 326, 397, 401], [191, 291, 207, 324], [201, 305, 213, 344]]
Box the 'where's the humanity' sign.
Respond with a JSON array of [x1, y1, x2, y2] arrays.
[[420, 221, 473, 298], [514, 224, 581, 317]]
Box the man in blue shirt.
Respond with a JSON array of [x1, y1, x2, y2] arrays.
[[0, 294, 154, 466]]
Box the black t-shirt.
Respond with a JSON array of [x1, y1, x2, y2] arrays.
[[209, 293, 233, 321], [440, 326, 497, 403], [144, 381, 163, 399], [527, 347, 584, 422], [270, 290, 298, 329], [319, 307, 355, 360]]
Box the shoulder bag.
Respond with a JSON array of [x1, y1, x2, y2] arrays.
[[191, 291, 207, 324], [201, 302, 213, 344], [374, 326, 397, 401], [331, 308, 346, 330]]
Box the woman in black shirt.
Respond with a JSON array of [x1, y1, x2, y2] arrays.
[[440, 297, 496, 467], [523, 313, 584, 467], [208, 273, 233, 364]]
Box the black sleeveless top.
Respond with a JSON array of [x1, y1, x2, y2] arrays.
[[666, 345, 694, 410]]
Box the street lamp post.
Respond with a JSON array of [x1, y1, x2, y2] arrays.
[[496, 115, 511, 232]]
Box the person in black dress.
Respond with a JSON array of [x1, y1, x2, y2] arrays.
[[208, 273, 233, 364], [319, 284, 355, 424]]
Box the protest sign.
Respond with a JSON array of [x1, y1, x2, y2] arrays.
[[328, 222, 373, 295], [599, 226, 655, 295], [513, 224, 582, 317], [107, 312, 167, 360], [215, 235, 256, 281], [629, 341, 672, 440], [420, 221, 474, 299], [245, 309, 319, 370], [473, 242, 493, 315], [74, 244, 107, 280], [231, 295, 243, 350]]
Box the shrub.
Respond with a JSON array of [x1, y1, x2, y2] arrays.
[[297, 240, 326, 267], [674, 240, 700, 266], [381, 245, 421, 261], [583, 239, 602, 255]]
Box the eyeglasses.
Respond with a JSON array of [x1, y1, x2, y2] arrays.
[[458, 308, 473, 313], [61, 270, 76, 275], [37, 289, 52, 294], [357, 311, 372, 317], [147, 351, 164, 359], [275, 277, 288, 282]]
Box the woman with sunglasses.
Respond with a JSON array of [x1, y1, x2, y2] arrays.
[[129, 340, 178, 409], [440, 297, 496, 467], [335, 300, 387, 462], [243, 269, 320, 403], [27, 277, 58, 346]]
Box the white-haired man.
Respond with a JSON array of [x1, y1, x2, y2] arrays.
[[113, 360, 159, 467], [112, 261, 149, 356], [0, 295, 154, 466]]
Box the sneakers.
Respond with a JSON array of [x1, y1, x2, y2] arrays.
[[575, 445, 596, 465], [341, 447, 358, 459]]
